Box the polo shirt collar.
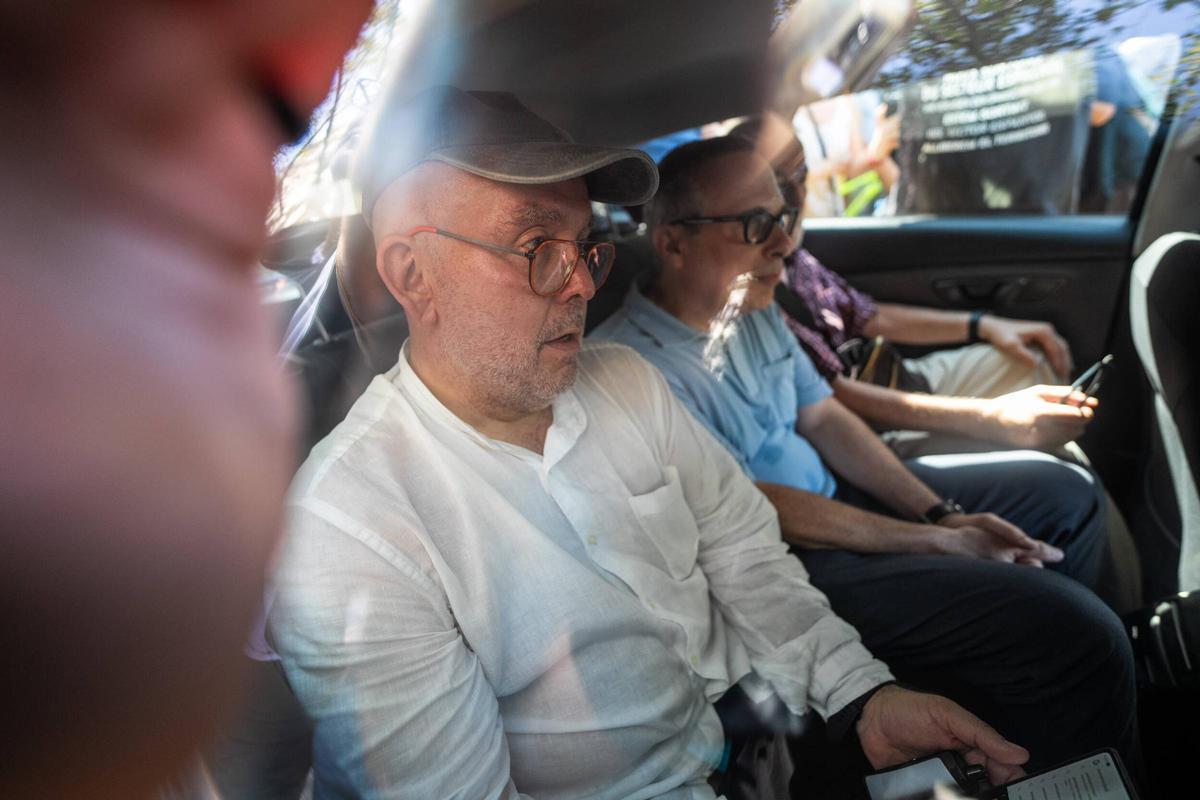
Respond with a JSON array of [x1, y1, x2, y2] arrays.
[[619, 283, 707, 350]]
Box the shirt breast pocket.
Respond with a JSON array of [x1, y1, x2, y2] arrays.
[[627, 466, 700, 580], [761, 351, 798, 424]]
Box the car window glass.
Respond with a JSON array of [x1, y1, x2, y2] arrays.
[[793, 0, 1199, 219]]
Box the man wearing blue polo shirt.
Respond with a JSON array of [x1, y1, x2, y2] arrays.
[[591, 135, 1138, 774]]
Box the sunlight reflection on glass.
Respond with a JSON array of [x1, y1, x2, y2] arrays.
[[702, 273, 757, 377]]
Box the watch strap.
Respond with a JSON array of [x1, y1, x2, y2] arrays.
[[921, 499, 965, 525], [967, 309, 987, 343], [826, 681, 896, 743]]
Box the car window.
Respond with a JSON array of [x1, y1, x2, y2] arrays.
[[793, 0, 1199, 219]]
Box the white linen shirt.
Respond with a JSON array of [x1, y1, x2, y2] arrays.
[[269, 340, 892, 799]]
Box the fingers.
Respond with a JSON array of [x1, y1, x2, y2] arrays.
[[1037, 403, 1096, 423], [962, 749, 1027, 786], [1032, 540, 1064, 562], [1001, 339, 1041, 370], [937, 701, 1029, 774], [1034, 386, 1098, 409], [1020, 326, 1071, 377], [971, 514, 1038, 550], [1043, 337, 1072, 379]]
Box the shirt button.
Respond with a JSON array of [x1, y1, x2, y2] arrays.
[[690, 655, 700, 667], [586, 535, 598, 546], [647, 600, 657, 610]]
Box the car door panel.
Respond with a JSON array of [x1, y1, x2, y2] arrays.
[[802, 215, 1132, 368]]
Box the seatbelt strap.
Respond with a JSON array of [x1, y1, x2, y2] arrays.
[[773, 282, 819, 330]]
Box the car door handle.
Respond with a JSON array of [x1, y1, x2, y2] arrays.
[[932, 276, 1067, 308]]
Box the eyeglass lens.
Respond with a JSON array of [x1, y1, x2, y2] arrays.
[[744, 210, 797, 245], [530, 241, 615, 295]]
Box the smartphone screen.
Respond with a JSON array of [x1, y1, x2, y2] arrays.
[[1003, 750, 1134, 800]]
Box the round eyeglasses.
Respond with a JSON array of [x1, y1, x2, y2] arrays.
[[406, 226, 616, 296], [668, 206, 800, 245]]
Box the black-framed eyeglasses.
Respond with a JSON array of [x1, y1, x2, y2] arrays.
[[407, 226, 615, 296], [669, 206, 800, 245]]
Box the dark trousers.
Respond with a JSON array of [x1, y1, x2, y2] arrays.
[[799, 451, 1139, 778]]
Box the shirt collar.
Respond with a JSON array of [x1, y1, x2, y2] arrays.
[[620, 283, 708, 350], [390, 339, 587, 470]]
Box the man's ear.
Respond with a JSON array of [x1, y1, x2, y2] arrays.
[[375, 234, 436, 325], [651, 225, 689, 273]]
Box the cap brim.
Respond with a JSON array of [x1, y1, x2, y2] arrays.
[[431, 142, 659, 206]]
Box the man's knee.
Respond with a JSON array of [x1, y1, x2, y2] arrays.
[[1001, 453, 1106, 545], [1011, 570, 1133, 685], [1006, 451, 1101, 504]]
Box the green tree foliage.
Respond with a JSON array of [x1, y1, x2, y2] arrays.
[[874, 0, 1140, 89]]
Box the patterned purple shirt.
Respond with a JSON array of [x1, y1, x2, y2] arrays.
[[782, 248, 879, 380]]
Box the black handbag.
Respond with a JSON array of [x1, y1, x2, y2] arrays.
[[835, 336, 931, 393]]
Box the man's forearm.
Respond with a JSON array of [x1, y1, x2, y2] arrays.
[[863, 303, 970, 345], [757, 480, 945, 554], [799, 398, 941, 519], [832, 378, 995, 440]]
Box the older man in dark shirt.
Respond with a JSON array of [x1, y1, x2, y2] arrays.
[[730, 115, 1096, 461]]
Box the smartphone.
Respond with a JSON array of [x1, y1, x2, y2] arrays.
[[999, 749, 1137, 800], [864, 751, 988, 800], [1061, 354, 1114, 406]]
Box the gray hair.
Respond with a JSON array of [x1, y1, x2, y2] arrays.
[[643, 136, 757, 232]]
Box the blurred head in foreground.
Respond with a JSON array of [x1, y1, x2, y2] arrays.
[[0, 1, 370, 796]]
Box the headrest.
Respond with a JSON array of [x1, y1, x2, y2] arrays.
[[334, 214, 403, 328]]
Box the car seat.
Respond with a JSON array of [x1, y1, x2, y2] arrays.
[[283, 214, 409, 450], [1130, 232, 1200, 592]]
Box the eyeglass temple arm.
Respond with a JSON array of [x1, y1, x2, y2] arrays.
[[405, 226, 532, 260]]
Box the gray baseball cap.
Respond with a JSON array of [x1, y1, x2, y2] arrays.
[[356, 85, 659, 222]]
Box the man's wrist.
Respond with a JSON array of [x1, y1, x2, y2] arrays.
[[920, 499, 966, 525], [967, 310, 988, 343], [827, 680, 896, 743]]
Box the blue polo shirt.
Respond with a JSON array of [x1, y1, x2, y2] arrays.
[[591, 284, 838, 497]]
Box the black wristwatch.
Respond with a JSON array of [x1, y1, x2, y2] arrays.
[[967, 309, 987, 343], [920, 499, 966, 525], [825, 680, 896, 743]]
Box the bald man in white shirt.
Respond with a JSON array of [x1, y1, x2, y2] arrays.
[[267, 86, 1030, 799]]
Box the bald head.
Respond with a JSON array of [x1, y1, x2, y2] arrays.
[[370, 161, 460, 239]]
